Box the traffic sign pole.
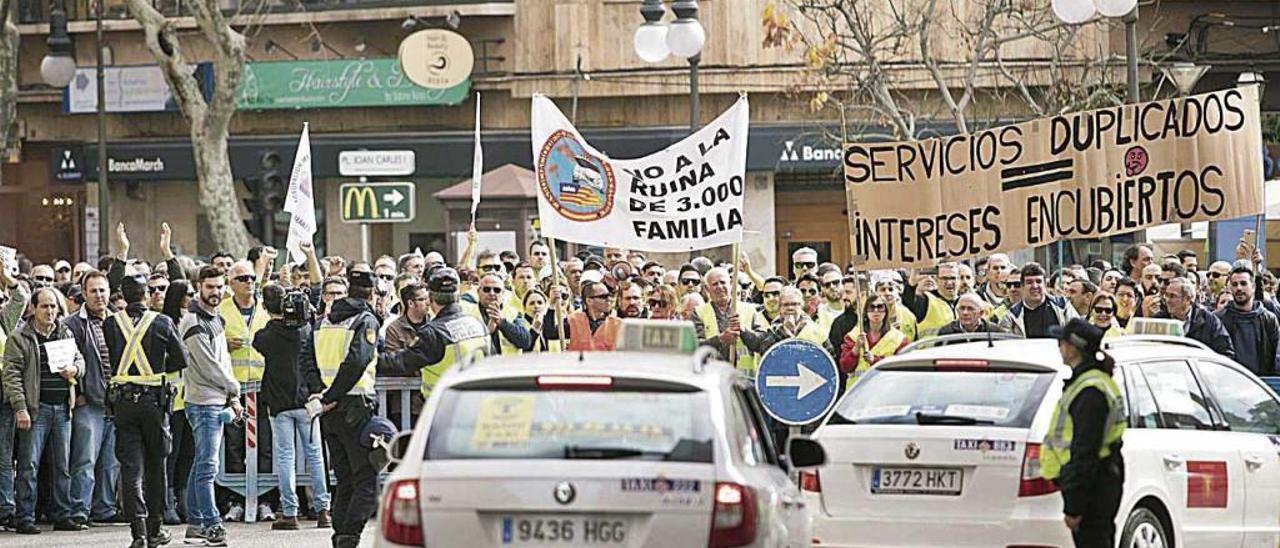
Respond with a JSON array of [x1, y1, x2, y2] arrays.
[[359, 176, 370, 261]]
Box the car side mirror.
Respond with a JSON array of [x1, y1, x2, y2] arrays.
[[787, 437, 826, 469], [387, 431, 413, 464]]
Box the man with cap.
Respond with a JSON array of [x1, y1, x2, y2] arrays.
[[102, 273, 189, 548], [378, 267, 490, 399], [301, 268, 381, 548], [54, 260, 73, 285], [1041, 318, 1126, 548]]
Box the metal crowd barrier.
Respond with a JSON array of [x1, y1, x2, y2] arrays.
[[213, 377, 422, 522]]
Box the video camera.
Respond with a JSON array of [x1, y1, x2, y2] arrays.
[[280, 290, 313, 328]]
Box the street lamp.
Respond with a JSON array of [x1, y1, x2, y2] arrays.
[[42, 0, 109, 261], [1238, 71, 1267, 99], [1160, 61, 1210, 95], [634, 0, 705, 132], [39, 0, 75, 88], [1052, 0, 1139, 104]]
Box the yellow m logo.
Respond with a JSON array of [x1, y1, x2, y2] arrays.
[[344, 186, 379, 219]]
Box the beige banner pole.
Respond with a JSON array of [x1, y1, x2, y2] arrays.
[[546, 236, 569, 352]]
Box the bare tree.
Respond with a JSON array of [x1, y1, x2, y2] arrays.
[[764, 0, 1123, 141], [0, 0, 19, 186], [125, 0, 252, 256]]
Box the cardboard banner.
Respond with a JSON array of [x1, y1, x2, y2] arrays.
[[532, 94, 749, 251], [846, 86, 1264, 269]]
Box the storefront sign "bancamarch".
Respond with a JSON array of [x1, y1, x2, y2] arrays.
[[109, 157, 166, 173], [779, 140, 841, 163]]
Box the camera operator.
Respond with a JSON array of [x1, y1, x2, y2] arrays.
[[253, 284, 331, 530]]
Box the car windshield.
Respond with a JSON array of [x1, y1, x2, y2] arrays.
[[426, 387, 715, 463], [832, 369, 1055, 428]]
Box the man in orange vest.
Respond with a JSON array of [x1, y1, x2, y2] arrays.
[[565, 280, 621, 351]]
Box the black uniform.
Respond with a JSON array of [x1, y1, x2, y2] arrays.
[[1051, 319, 1125, 548], [1058, 360, 1125, 548], [102, 300, 189, 544], [299, 293, 380, 548]]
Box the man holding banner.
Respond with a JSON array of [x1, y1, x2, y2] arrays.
[[901, 264, 960, 339], [691, 267, 767, 373]]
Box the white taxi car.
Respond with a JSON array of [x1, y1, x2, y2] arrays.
[[806, 334, 1280, 548], [376, 320, 825, 548]]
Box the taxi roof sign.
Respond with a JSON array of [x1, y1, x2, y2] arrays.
[[615, 319, 699, 354], [1126, 317, 1185, 337]]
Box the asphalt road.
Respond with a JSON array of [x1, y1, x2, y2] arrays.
[[0, 521, 379, 547]]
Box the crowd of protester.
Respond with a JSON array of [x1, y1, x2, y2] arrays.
[[0, 220, 1274, 541]]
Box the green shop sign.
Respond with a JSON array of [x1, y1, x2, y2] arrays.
[[237, 58, 469, 110]]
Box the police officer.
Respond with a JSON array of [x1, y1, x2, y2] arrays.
[[103, 274, 189, 548], [1041, 318, 1126, 548], [303, 269, 380, 548], [380, 267, 489, 399]]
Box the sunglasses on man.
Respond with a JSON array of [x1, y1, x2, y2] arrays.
[[148, 285, 169, 294], [479, 287, 504, 295], [680, 278, 701, 286]]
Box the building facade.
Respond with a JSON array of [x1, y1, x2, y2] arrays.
[[3, 0, 1276, 274]]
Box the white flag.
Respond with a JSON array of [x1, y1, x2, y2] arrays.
[[531, 94, 749, 251], [471, 92, 483, 221], [284, 123, 316, 265]]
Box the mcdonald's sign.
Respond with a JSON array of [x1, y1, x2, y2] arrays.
[[339, 182, 415, 223]]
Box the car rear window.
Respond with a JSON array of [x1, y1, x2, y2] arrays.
[[832, 369, 1055, 428], [426, 387, 715, 463]]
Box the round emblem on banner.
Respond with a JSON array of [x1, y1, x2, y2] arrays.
[[536, 129, 616, 222]]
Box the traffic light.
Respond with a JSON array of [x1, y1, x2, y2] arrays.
[[243, 151, 287, 246]]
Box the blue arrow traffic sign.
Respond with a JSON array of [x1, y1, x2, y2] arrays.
[[755, 339, 839, 426]]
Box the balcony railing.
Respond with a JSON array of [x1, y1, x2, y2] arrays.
[[18, 0, 509, 24]]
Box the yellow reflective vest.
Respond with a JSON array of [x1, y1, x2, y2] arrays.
[[845, 327, 908, 389], [217, 297, 269, 384], [420, 315, 490, 398], [492, 305, 523, 356], [696, 301, 764, 374], [1040, 368, 1127, 480], [915, 293, 957, 339], [817, 303, 842, 336], [314, 315, 377, 397], [110, 311, 166, 386], [893, 304, 918, 342]]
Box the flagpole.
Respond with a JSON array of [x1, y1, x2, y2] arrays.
[[729, 240, 740, 365], [547, 236, 568, 352], [840, 103, 864, 310], [471, 92, 483, 226]]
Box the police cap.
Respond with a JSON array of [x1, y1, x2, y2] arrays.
[[120, 273, 147, 294], [428, 267, 460, 294], [1050, 318, 1104, 354], [348, 269, 376, 289]]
